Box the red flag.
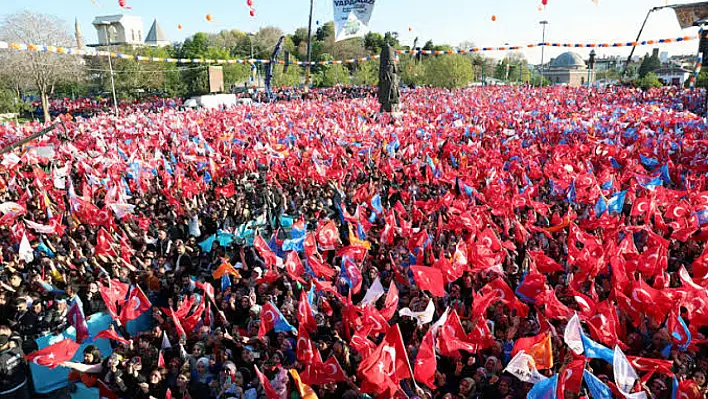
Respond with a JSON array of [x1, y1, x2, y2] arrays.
[[307, 254, 336, 280], [254, 235, 278, 268], [538, 289, 573, 322], [511, 331, 553, 370], [471, 290, 501, 320], [380, 280, 399, 321], [180, 298, 205, 334], [304, 233, 318, 258], [350, 328, 377, 358], [342, 256, 363, 294], [165, 388, 172, 399], [167, 306, 186, 338], [95, 228, 118, 257], [528, 250, 564, 273], [515, 272, 548, 303], [626, 356, 675, 376], [157, 350, 165, 368], [254, 365, 279, 399], [215, 182, 236, 198], [119, 233, 133, 264], [585, 300, 624, 349], [438, 310, 477, 357], [297, 290, 317, 332], [98, 380, 119, 399], [675, 379, 703, 399], [437, 246, 465, 283], [285, 251, 306, 283], [67, 299, 89, 344], [414, 329, 437, 389], [556, 359, 586, 399], [360, 305, 389, 336], [94, 328, 130, 345], [25, 339, 80, 368], [410, 265, 446, 297], [305, 356, 348, 385], [480, 278, 529, 317], [316, 220, 340, 251], [357, 324, 412, 397], [119, 286, 151, 324], [297, 324, 315, 364]]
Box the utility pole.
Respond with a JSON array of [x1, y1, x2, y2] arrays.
[[304, 0, 315, 89], [539, 20, 548, 87]]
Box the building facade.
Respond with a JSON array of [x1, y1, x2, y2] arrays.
[[92, 15, 145, 46], [542, 51, 595, 87]]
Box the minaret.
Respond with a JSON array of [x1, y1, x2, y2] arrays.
[[74, 17, 84, 49]]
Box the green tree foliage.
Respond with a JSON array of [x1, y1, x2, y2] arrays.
[[638, 52, 661, 78], [422, 55, 474, 88], [363, 32, 385, 54], [273, 65, 302, 88], [352, 62, 378, 86], [0, 88, 28, 114], [398, 57, 425, 87], [316, 54, 349, 87], [636, 72, 662, 90]]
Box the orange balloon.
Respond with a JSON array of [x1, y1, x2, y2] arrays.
[[491, 15, 497, 21], [178, 24, 183, 30], [206, 14, 213, 22]]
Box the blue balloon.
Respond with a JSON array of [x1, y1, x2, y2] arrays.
[[316, 20, 320, 25]]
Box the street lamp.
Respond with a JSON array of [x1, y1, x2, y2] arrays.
[[96, 21, 119, 116], [248, 32, 256, 89], [539, 20, 548, 86], [304, 0, 315, 89], [588, 49, 596, 87]]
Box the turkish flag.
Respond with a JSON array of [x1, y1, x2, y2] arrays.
[[26, 339, 80, 368], [515, 272, 548, 303], [342, 256, 363, 294], [350, 328, 376, 358], [296, 324, 315, 364], [119, 286, 151, 324], [94, 327, 130, 345], [538, 289, 573, 322], [477, 227, 502, 251], [285, 251, 305, 283], [438, 309, 477, 357], [556, 359, 586, 399], [585, 300, 625, 349], [414, 329, 436, 389], [254, 235, 278, 268], [180, 298, 205, 334], [357, 324, 412, 397], [528, 250, 564, 273], [480, 278, 529, 317], [306, 356, 347, 385], [512, 331, 553, 370], [297, 290, 317, 332], [361, 305, 389, 336], [254, 365, 279, 399], [626, 356, 674, 376], [410, 265, 446, 297], [316, 220, 340, 251], [304, 233, 318, 258], [167, 306, 186, 338], [95, 228, 118, 257], [306, 254, 335, 280], [380, 280, 399, 321], [471, 290, 501, 320], [215, 182, 236, 199], [119, 233, 133, 264]]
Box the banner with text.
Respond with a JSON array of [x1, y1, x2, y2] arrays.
[[670, 1, 708, 29], [333, 0, 376, 42]]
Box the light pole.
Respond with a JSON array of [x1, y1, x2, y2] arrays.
[[539, 20, 548, 86], [588, 49, 596, 87], [97, 22, 119, 115], [304, 0, 315, 89], [248, 32, 256, 89]]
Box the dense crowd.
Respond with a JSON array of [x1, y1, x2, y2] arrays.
[[0, 85, 707, 399]]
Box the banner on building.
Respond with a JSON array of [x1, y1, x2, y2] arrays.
[[332, 0, 376, 42], [670, 2, 708, 29]]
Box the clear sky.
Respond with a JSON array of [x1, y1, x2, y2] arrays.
[[2, 0, 704, 62]]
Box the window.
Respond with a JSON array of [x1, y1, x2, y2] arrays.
[[581, 77, 585, 85], [555, 77, 560, 84], [138, 31, 142, 42], [131, 29, 135, 42]]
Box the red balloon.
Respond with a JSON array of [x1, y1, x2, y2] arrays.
[[247, 0, 253, 6], [542, 0, 548, 5], [491, 15, 497, 21], [249, 8, 255, 17]]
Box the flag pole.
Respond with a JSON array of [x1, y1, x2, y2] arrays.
[[621, 6, 667, 79], [304, 0, 315, 90]]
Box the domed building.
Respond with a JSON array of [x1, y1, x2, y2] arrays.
[[542, 51, 595, 87]]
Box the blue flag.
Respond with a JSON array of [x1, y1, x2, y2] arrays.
[[567, 180, 577, 204], [696, 209, 708, 226], [371, 194, 383, 214], [640, 154, 659, 169], [528, 375, 558, 399], [583, 370, 612, 399], [221, 274, 231, 291], [659, 164, 672, 185], [580, 330, 615, 364], [607, 190, 627, 215], [282, 236, 305, 253], [30, 313, 113, 394], [595, 196, 607, 218]]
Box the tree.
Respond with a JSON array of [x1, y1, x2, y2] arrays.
[[638, 52, 660, 78], [423, 55, 474, 88], [637, 72, 662, 90], [273, 64, 301, 87], [352, 61, 378, 86], [363, 32, 384, 54], [252, 26, 285, 59], [0, 11, 83, 122], [291, 28, 309, 49], [315, 22, 334, 42], [399, 56, 426, 87]]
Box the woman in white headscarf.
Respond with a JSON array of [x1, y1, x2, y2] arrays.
[[191, 356, 214, 386]]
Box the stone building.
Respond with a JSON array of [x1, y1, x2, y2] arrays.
[[542, 51, 595, 87]]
